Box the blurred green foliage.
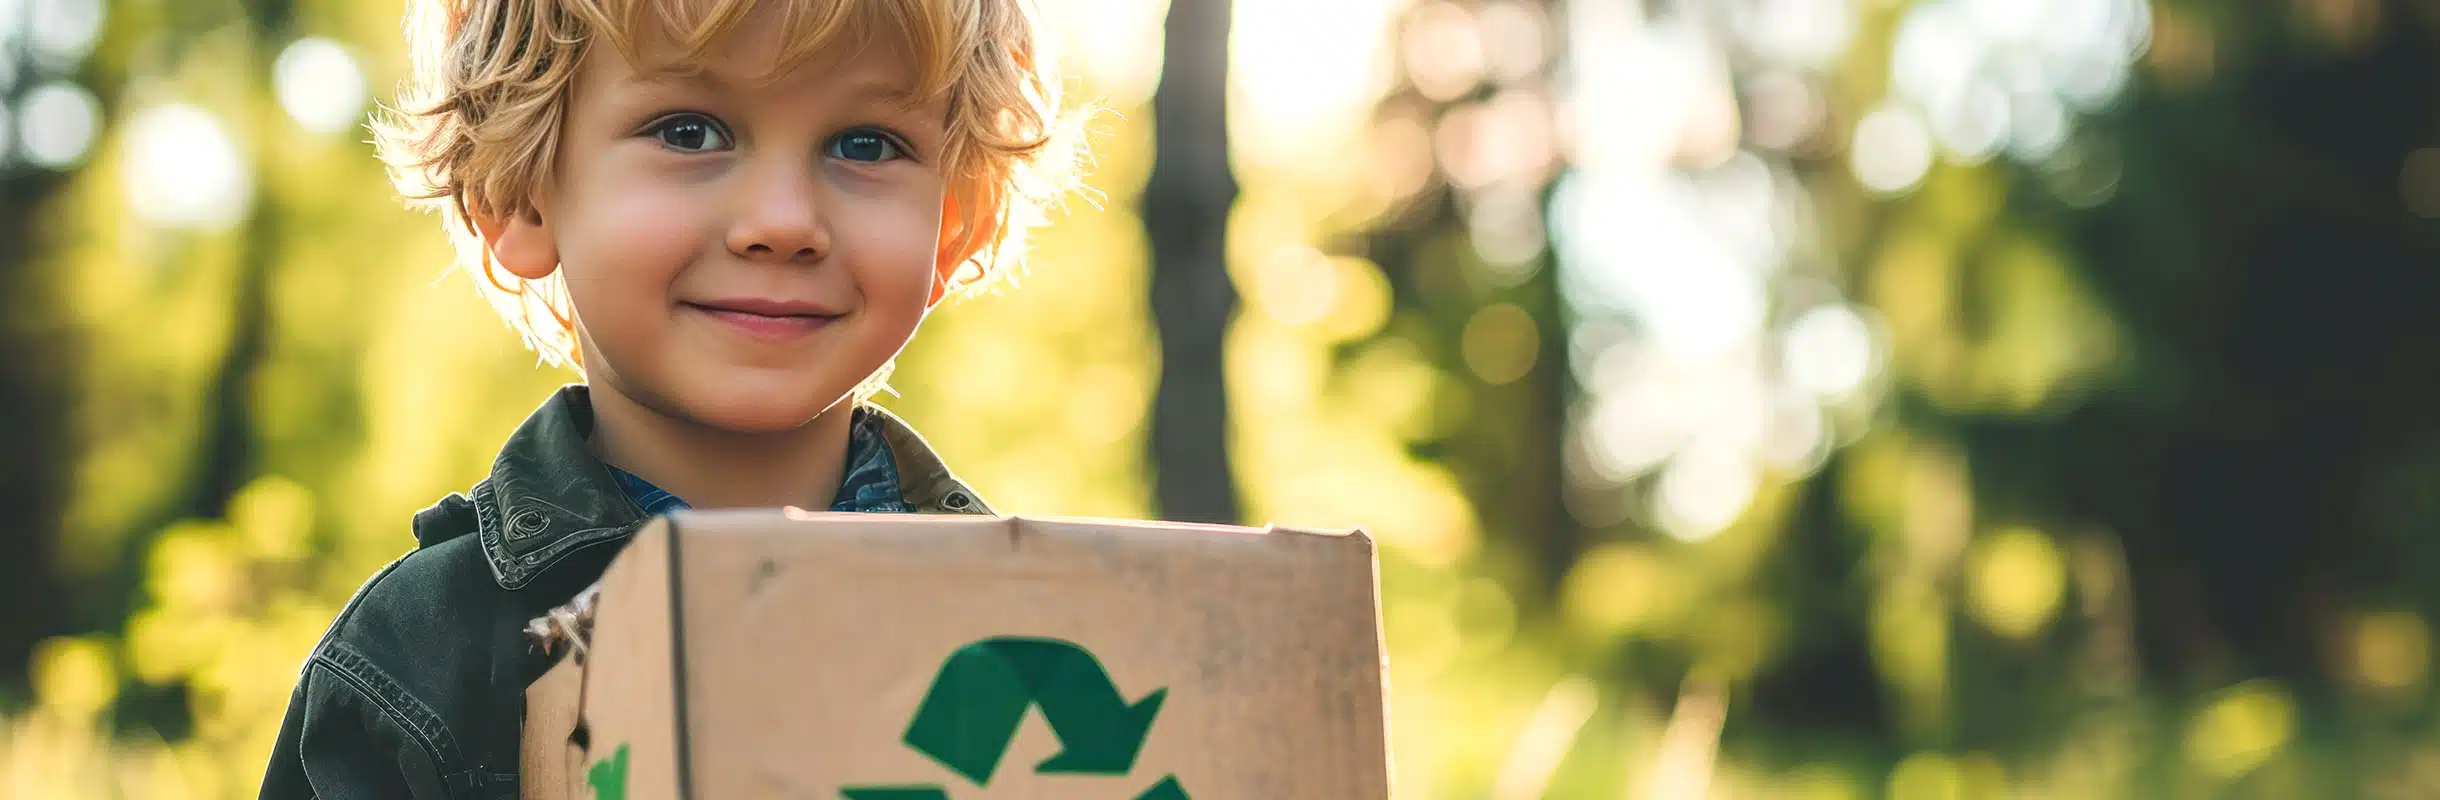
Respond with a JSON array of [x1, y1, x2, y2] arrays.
[[9, 0, 2440, 797]]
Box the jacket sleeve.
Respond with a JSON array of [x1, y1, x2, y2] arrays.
[[259, 656, 452, 800]]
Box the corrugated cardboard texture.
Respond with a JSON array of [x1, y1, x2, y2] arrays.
[[530, 511, 1389, 799]]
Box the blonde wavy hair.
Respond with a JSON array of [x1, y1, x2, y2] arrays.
[[376, 0, 1082, 370]]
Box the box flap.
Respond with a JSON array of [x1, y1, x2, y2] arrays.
[[572, 519, 685, 800], [521, 652, 585, 800]]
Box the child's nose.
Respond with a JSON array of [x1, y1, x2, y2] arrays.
[[726, 178, 831, 263], [737, 238, 821, 262]]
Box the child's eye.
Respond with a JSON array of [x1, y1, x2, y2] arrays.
[[648, 114, 731, 153], [828, 129, 906, 163]]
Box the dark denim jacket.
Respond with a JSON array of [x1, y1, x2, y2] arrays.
[[257, 385, 991, 799]]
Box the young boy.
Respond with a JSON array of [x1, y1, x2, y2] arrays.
[[258, 0, 1078, 795]]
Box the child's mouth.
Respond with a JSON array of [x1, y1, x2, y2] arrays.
[[683, 301, 840, 341]]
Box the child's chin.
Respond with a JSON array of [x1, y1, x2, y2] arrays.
[[672, 386, 848, 435], [695, 410, 823, 435]]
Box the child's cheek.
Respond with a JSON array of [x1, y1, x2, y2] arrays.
[[845, 196, 946, 309], [583, 180, 718, 285]]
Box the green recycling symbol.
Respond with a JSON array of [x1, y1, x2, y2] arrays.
[[840, 636, 1187, 799]]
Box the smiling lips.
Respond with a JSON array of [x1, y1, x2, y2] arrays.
[[683, 298, 842, 341]]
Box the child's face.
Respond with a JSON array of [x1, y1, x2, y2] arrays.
[[490, 20, 951, 433]]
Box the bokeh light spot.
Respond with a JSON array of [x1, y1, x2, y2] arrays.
[[1551, 171, 1770, 360], [1731, 0, 1854, 69], [18, 81, 100, 169], [31, 636, 116, 718], [1887, 752, 1962, 800], [1319, 255, 1394, 342], [1887, 750, 2008, 800], [1743, 70, 1825, 151], [1436, 91, 1556, 191], [2044, 136, 2124, 208], [1783, 304, 1877, 398], [1654, 446, 1757, 540], [1369, 115, 1437, 203], [1465, 187, 1547, 282], [1561, 543, 1679, 635], [2186, 680, 2295, 779], [2352, 611, 2430, 693], [2008, 92, 2070, 162], [1765, 398, 1828, 474], [123, 103, 256, 230], [1965, 526, 2066, 640], [1230, 0, 1404, 167], [1403, 2, 1484, 102], [1252, 246, 1337, 327], [1473, 1, 1547, 84], [275, 37, 370, 134], [1460, 302, 1539, 385], [1852, 104, 1933, 195], [0, 0, 20, 83], [28, 0, 104, 71], [1056, 0, 1167, 106], [1928, 81, 2010, 164], [148, 522, 244, 615], [231, 475, 315, 563]]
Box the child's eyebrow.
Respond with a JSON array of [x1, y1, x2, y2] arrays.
[[620, 66, 721, 91], [835, 79, 928, 112]]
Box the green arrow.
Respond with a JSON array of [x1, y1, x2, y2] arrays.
[[586, 744, 629, 800], [1136, 775, 1190, 800], [839, 777, 1189, 800], [837, 788, 950, 800], [900, 637, 1167, 785]]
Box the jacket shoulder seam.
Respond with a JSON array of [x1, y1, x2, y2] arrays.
[[310, 555, 413, 657], [303, 643, 466, 787]]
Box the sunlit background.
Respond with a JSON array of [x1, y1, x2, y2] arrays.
[[7, 0, 2440, 796]]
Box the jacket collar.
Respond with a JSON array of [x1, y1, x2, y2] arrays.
[[867, 402, 991, 515], [467, 385, 991, 590]]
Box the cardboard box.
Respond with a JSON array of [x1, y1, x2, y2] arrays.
[[524, 510, 1389, 799]]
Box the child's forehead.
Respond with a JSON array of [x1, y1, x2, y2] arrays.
[[622, 32, 922, 95], [601, 0, 945, 93]]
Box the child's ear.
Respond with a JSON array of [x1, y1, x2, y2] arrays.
[[474, 201, 560, 281], [930, 194, 970, 309], [927, 266, 952, 308], [930, 190, 1001, 309]]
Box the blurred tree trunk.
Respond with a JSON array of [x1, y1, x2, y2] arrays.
[[181, 0, 298, 524], [188, 178, 281, 522], [0, 0, 107, 688], [0, 168, 78, 690], [2052, 14, 2440, 693], [1142, 0, 1242, 524]]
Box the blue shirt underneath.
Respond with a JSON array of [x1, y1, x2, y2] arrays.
[[610, 407, 912, 515]]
